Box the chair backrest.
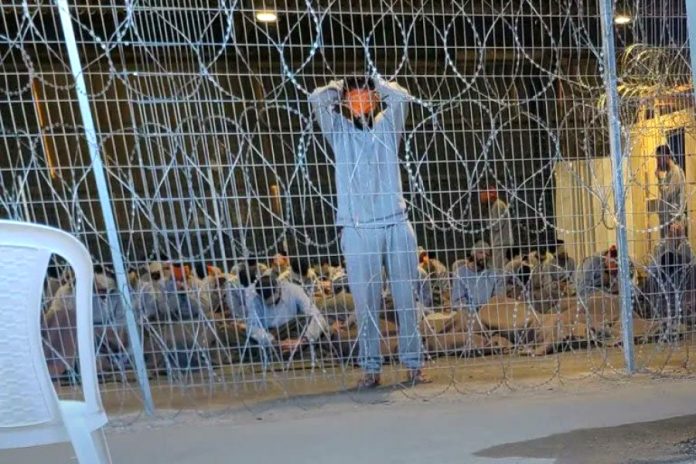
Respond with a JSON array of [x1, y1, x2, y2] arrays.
[[0, 220, 101, 430]]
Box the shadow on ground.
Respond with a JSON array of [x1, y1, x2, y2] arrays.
[[476, 414, 696, 464]]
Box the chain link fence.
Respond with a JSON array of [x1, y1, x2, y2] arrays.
[[1, 0, 695, 416]]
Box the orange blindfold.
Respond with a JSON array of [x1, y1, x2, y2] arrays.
[[345, 89, 376, 115], [171, 265, 191, 282]]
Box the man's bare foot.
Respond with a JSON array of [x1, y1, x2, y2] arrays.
[[407, 369, 432, 386], [357, 373, 381, 389]]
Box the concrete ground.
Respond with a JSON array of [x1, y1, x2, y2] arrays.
[[4, 376, 696, 464]]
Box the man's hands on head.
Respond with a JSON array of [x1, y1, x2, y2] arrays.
[[328, 79, 344, 92]]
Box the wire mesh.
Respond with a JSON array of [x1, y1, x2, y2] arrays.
[[1, 0, 695, 416]]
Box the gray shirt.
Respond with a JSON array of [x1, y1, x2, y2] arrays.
[[245, 280, 328, 345], [309, 78, 411, 227], [486, 199, 514, 248], [451, 264, 506, 311], [658, 162, 686, 226]]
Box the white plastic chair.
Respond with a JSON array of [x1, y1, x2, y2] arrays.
[[0, 220, 111, 463]]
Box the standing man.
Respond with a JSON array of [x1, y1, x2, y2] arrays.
[[479, 185, 514, 270], [655, 144, 686, 238], [309, 74, 427, 387]]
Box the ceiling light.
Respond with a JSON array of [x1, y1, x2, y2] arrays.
[[255, 10, 278, 23], [614, 14, 631, 25]]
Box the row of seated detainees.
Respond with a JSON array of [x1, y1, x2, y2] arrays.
[[40, 223, 696, 381]]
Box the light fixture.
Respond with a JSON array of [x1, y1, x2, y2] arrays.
[[255, 10, 278, 23], [614, 14, 631, 25]]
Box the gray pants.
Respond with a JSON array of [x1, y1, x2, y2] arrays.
[[341, 222, 422, 373]]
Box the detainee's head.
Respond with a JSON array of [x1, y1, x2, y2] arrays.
[[171, 263, 191, 290], [418, 246, 429, 264], [290, 257, 311, 278], [603, 245, 619, 276], [237, 263, 258, 288], [668, 220, 686, 239], [471, 241, 491, 271], [479, 186, 499, 204], [656, 144, 673, 171], [273, 251, 289, 270], [257, 275, 281, 306], [93, 265, 116, 299], [343, 76, 378, 122]]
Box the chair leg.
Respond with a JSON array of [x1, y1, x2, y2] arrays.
[[64, 417, 111, 464]]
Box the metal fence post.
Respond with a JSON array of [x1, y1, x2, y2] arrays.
[[598, 0, 635, 374], [55, 0, 155, 414]]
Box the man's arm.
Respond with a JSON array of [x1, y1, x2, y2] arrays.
[[374, 77, 411, 134], [662, 168, 686, 218], [575, 257, 600, 298], [309, 80, 343, 144], [244, 294, 274, 346], [294, 287, 330, 342], [450, 267, 473, 310]]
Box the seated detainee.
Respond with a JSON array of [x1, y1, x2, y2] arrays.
[[418, 247, 450, 308], [422, 244, 511, 355], [230, 258, 268, 278], [543, 243, 577, 297], [503, 255, 534, 300], [317, 259, 342, 280], [330, 266, 350, 295], [223, 263, 257, 320], [318, 265, 389, 322], [206, 264, 259, 359], [192, 262, 229, 317], [279, 257, 321, 297], [645, 221, 696, 320], [570, 246, 642, 339], [418, 247, 448, 275], [164, 264, 206, 320], [552, 242, 577, 279], [652, 221, 693, 265], [270, 250, 291, 277], [132, 263, 169, 320], [417, 266, 435, 311], [507, 252, 568, 314], [43, 266, 128, 380], [451, 241, 506, 312], [246, 275, 330, 356], [576, 245, 630, 299], [142, 263, 216, 371]]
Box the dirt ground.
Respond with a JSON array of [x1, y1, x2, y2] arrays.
[[5, 376, 696, 464], [5, 345, 696, 464], [92, 344, 696, 416]]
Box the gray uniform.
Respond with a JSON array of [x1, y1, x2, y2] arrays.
[[43, 273, 127, 376], [245, 280, 329, 346], [224, 278, 250, 320], [575, 254, 634, 300], [451, 264, 506, 312], [657, 162, 686, 232], [486, 199, 514, 270], [310, 78, 422, 373], [132, 278, 168, 320], [163, 279, 205, 320], [278, 268, 320, 297]]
